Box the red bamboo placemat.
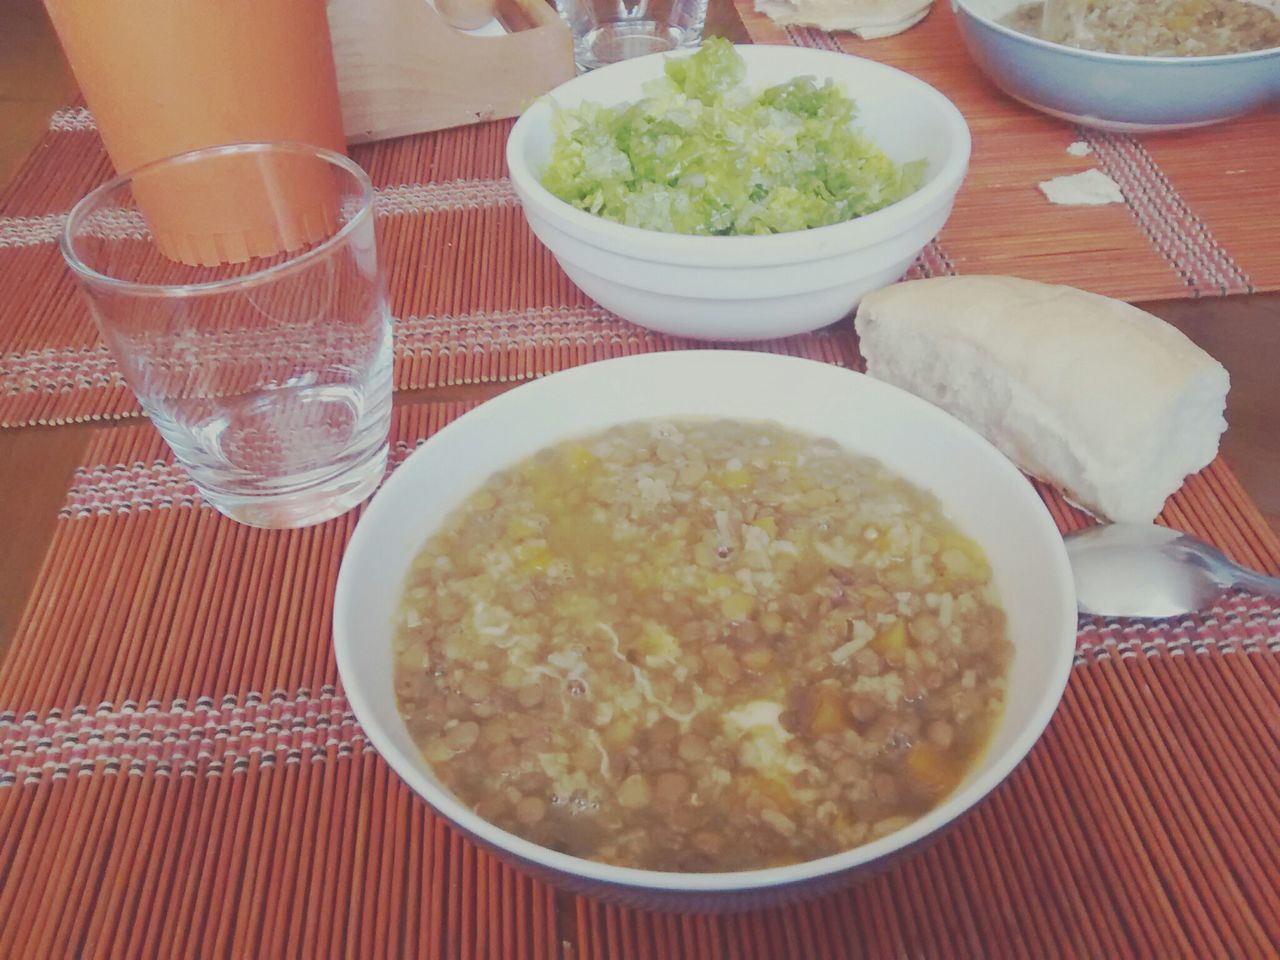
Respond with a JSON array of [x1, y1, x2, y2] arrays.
[[3, 393, 1279, 958], [3, 6, 1278, 430], [0, 115, 882, 429]]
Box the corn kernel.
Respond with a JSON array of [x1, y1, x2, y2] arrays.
[[640, 622, 679, 660], [705, 573, 738, 594], [518, 544, 552, 573], [937, 533, 990, 579], [717, 468, 752, 489], [561, 444, 598, 475], [751, 515, 777, 537], [507, 517, 539, 539], [618, 773, 652, 809], [720, 592, 756, 621]]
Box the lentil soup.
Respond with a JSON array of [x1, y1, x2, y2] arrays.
[[393, 419, 1011, 872]]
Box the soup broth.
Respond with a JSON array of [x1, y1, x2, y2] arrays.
[[394, 419, 1012, 872]]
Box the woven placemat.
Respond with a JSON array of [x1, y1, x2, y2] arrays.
[[2, 395, 1279, 958], [4, 7, 1279, 429], [0, 114, 894, 431]]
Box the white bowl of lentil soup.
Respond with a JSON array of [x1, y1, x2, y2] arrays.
[[334, 351, 1076, 910]]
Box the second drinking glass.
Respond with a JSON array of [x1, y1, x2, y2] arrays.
[[555, 0, 709, 71]]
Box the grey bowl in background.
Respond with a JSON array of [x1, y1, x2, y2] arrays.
[[953, 0, 1280, 132]]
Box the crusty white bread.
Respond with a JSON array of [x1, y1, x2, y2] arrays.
[[754, 0, 931, 37], [854, 275, 1230, 523]]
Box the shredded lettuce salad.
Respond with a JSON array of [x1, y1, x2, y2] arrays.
[[539, 38, 927, 236]]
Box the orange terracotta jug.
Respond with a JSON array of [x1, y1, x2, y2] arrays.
[[44, 0, 348, 264]]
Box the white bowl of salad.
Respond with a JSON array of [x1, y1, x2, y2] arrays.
[[506, 41, 970, 341]]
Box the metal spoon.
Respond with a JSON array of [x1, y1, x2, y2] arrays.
[[1064, 523, 1280, 619]]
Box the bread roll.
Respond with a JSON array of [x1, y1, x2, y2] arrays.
[[854, 276, 1230, 523], [754, 0, 932, 37]]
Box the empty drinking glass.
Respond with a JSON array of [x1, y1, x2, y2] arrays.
[[555, 0, 709, 71], [61, 142, 394, 528]]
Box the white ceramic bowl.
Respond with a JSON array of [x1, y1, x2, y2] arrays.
[[334, 351, 1077, 912], [505, 46, 970, 341], [954, 0, 1280, 132]]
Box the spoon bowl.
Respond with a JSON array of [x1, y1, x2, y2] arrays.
[[1064, 523, 1280, 619]]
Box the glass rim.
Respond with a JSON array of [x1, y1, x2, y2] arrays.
[[60, 140, 375, 299]]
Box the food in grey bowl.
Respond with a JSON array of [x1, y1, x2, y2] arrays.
[[953, 0, 1280, 131], [999, 0, 1280, 56]]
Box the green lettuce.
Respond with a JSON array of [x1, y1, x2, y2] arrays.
[[540, 38, 927, 236]]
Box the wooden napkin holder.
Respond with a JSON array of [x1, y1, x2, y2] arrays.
[[327, 0, 577, 144]]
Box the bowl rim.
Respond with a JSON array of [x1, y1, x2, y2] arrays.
[[333, 350, 1079, 894], [953, 0, 1280, 65], [505, 45, 972, 268]]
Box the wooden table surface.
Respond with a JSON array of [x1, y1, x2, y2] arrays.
[[0, 293, 1276, 647]]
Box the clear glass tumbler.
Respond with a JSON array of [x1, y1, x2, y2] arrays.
[[555, 0, 709, 71], [62, 142, 394, 528]]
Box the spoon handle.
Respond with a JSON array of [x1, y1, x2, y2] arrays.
[[1230, 568, 1280, 600]]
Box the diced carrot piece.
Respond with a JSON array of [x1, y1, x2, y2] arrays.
[[810, 684, 846, 735], [750, 776, 798, 815], [872, 620, 907, 654], [905, 744, 957, 793]]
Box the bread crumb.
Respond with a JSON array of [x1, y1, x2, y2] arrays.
[[1038, 169, 1124, 206], [1066, 140, 1092, 157]]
